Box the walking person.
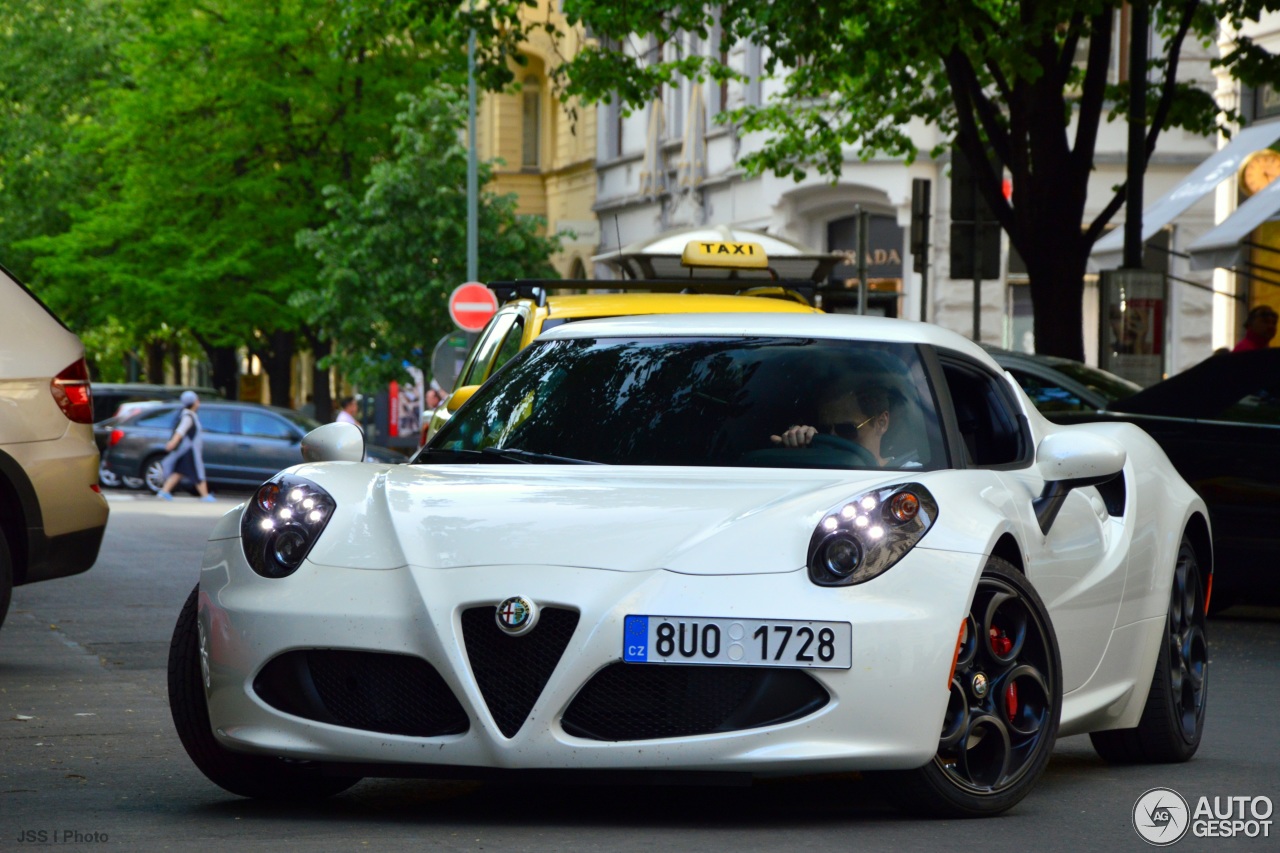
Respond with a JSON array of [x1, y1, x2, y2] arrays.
[[1232, 304, 1277, 352], [156, 390, 215, 502], [336, 395, 361, 427]]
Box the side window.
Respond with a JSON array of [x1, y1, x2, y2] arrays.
[[1008, 369, 1087, 413], [241, 411, 295, 440], [941, 360, 1029, 467], [135, 408, 180, 429], [458, 310, 519, 388], [199, 408, 235, 434], [490, 316, 527, 377]]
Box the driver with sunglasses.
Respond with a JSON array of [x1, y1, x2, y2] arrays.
[[770, 382, 892, 466]]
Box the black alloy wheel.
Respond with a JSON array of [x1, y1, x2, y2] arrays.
[[1090, 536, 1208, 763], [884, 557, 1062, 817]]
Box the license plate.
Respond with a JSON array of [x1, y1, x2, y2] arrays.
[[623, 615, 852, 669]]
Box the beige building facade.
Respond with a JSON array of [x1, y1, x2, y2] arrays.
[[477, 1, 599, 278]]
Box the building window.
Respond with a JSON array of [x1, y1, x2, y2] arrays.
[[522, 75, 540, 169]]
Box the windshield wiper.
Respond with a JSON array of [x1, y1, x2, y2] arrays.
[[479, 446, 600, 465]]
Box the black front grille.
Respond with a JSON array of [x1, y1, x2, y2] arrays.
[[461, 606, 579, 738], [561, 663, 829, 741], [253, 650, 469, 737]]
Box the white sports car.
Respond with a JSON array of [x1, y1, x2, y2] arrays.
[[168, 313, 1210, 817]]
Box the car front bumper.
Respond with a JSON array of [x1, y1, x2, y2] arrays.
[[197, 521, 983, 777]]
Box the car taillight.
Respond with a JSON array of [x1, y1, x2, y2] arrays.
[[109, 429, 124, 447], [51, 358, 94, 424]]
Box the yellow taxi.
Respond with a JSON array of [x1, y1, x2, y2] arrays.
[[421, 240, 823, 442]]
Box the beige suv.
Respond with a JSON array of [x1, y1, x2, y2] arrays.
[[0, 264, 109, 631]]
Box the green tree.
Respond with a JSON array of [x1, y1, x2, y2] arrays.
[[555, 1, 1280, 360], [19, 0, 443, 403], [0, 0, 128, 284], [296, 85, 561, 389]]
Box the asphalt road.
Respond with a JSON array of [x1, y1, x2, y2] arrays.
[[1, 491, 1277, 851]]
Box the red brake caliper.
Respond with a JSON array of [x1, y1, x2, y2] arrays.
[[989, 627, 1018, 721]]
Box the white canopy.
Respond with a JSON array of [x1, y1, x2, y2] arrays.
[[1090, 122, 1280, 269], [593, 224, 841, 282], [1186, 168, 1280, 270]]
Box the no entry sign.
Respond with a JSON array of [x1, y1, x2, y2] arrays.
[[448, 282, 499, 332]]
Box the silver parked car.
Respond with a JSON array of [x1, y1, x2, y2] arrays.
[[102, 401, 403, 493]]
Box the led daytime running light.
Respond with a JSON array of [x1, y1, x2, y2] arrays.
[[807, 483, 938, 587], [241, 474, 336, 579]]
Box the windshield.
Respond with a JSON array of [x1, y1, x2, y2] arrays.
[[425, 336, 945, 470], [1049, 361, 1142, 402]]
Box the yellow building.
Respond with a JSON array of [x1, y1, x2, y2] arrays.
[[476, 2, 598, 278]]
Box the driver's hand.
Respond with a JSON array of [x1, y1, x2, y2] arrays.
[[770, 425, 817, 447]]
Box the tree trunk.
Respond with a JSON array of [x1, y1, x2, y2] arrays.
[[257, 329, 296, 409], [170, 341, 183, 386], [146, 341, 166, 383], [310, 337, 333, 422], [1027, 262, 1088, 363], [207, 346, 239, 400]]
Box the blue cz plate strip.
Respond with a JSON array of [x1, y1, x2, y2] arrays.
[[623, 615, 649, 662]]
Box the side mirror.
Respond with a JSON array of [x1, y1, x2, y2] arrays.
[[300, 422, 365, 463], [1032, 431, 1126, 534], [446, 385, 480, 413]]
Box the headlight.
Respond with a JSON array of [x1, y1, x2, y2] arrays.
[[807, 483, 938, 586], [240, 474, 336, 578]]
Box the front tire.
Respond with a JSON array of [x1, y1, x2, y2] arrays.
[[883, 557, 1062, 817], [1090, 536, 1208, 763], [167, 584, 361, 800], [0, 527, 13, 632]]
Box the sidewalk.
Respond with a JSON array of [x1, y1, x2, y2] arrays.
[[103, 491, 241, 519]]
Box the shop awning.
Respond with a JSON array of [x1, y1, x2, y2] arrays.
[[1090, 122, 1280, 270], [1186, 169, 1280, 270]]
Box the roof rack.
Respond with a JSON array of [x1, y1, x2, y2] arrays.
[[487, 278, 819, 308]]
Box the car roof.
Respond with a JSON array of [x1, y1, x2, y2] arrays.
[[127, 399, 310, 419], [1109, 348, 1279, 417], [982, 345, 1142, 400], [93, 382, 222, 396], [537, 311, 998, 363], [533, 291, 820, 319]]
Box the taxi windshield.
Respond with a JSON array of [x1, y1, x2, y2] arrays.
[[424, 336, 945, 471]]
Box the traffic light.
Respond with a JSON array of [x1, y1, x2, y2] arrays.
[[949, 149, 1001, 280]]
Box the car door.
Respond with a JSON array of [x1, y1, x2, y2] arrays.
[[424, 306, 530, 443], [195, 406, 239, 483], [937, 353, 1123, 694], [458, 305, 529, 389], [236, 408, 305, 483]]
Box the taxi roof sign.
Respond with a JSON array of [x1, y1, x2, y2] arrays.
[[681, 240, 769, 270]]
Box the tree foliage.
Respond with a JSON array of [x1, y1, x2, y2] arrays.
[[0, 0, 128, 284], [20, 1, 436, 347], [553, 1, 1280, 360], [2, 0, 564, 398], [296, 86, 561, 389]]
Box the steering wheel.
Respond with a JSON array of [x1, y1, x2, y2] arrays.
[[810, 433, 878, 467]]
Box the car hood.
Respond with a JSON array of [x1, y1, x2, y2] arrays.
[[295, 462, 915, 575], [1107, 348, 1278, 418]]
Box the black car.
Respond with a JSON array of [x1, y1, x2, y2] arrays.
[[995, 347, 1279, 607], [983, 346, 1142, 412], [101, 401, 403, 493]]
